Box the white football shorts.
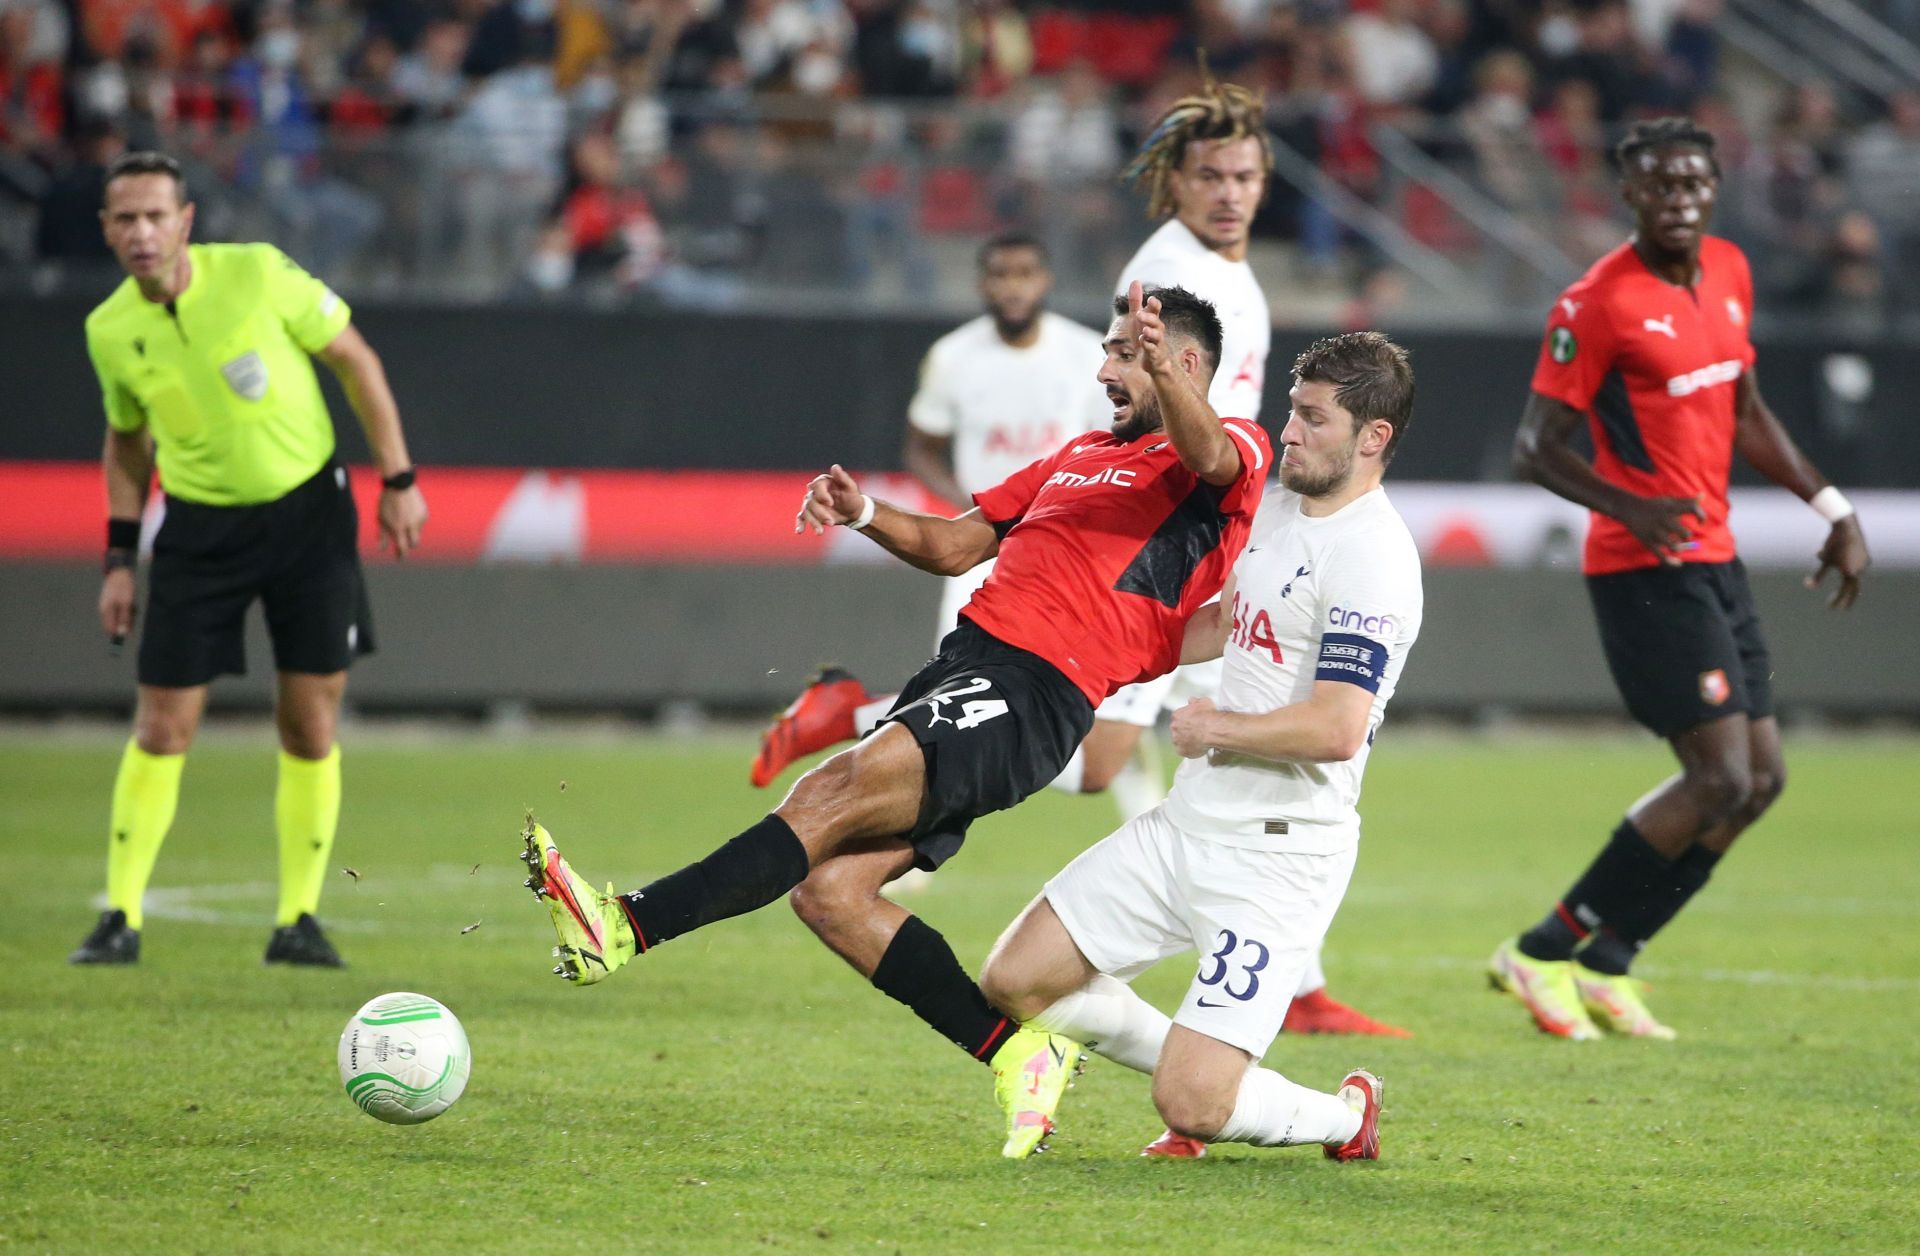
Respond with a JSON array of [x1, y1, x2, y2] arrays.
[[1044, 806, 1358, 1058]]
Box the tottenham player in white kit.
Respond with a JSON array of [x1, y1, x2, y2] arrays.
[[977, 331, 1421, 1161]]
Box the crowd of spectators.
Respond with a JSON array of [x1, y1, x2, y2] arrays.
[[0, 0, 1913, 326]]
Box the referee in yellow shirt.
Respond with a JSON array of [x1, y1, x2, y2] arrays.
[[70, 151, 429, 967]]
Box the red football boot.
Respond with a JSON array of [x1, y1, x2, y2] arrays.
[[1324, 1069, 1382, 1162], [1141, 1130, 1208, 1159], [750, 667, 869, 788], [1284, 988, 1413, 1038]]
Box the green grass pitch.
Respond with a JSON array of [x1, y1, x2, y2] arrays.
[[3, 728, 1916, 1252]]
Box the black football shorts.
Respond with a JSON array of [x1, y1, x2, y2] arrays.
[[1584, 558, 1774, 738], [139, 462, 376, 687], [881, 619, 1095, 870]]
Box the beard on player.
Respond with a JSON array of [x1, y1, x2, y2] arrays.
[[1106, 382, 1163, 443], [1279, 428, 1361, 498], [988, 291, 1043, 342]]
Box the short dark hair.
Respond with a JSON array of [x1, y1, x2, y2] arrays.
[[104, 150, 187, 204], [1615, 117, 1719, 178], [1293, 331, 1416, 463], [977, 230, 1047, 270], [1111, 284, 1223, 376]]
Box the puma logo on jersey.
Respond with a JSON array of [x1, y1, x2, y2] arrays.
[[1558, 298, 1582, 320], [1643, 315, 1677, 339]]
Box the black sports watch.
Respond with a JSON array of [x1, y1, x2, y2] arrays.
[[381, 468, 417, 491]]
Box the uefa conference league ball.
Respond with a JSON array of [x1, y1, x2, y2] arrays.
[[338, 992, 471, 1125]]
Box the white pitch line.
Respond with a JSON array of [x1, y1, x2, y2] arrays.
[[1341, 950, 1920, 994]]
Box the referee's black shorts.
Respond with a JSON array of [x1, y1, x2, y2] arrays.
[[1585, 558, 1774, 738], [881, 619, 1095, 871], [139, 461, 375, 687]]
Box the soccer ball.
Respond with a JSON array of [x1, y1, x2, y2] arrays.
[[337, 992, 471, 1125]]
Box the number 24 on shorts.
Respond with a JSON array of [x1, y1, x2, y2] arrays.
[[1198, 929, 1270, 1001], [925, 676, 1008, 731]]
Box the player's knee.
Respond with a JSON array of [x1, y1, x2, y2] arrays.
[[977, 959, 1049, 1022], [1152, 1075, 1234, 1142], [134, 709, 195, 756], [1747, 762, 1785, 818], [1685, 759, 1753, 822], [786, 861, 869, 936], [277, 717, 336, 761]]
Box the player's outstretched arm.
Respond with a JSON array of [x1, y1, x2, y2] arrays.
[[1512, 390, 1702, 566], [317, 324, 428, 558], [1732, 371, 1869, 609], [795, 463, 998, 576], [1169, 680, 1373, 765], [1129, 281, 1240, 487]]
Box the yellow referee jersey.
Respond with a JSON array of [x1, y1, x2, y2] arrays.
[[84, 243, 354, 506]]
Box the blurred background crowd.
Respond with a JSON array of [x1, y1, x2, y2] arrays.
[[3, 0, 1917, 329]]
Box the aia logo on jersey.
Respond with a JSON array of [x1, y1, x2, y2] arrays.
[[1699, 669, 1730, 706], [984, 426, 1065, 460], [1229, 591, 1282, 665]]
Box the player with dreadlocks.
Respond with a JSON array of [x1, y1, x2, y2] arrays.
[[1488, 117, 1870, 1041]]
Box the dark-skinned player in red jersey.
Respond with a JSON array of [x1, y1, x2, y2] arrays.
[[521, 282, 1272, 1156], [1488, 118, 1872, 1041]]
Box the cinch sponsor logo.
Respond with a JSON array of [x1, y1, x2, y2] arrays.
[[1667, 359, 1744, 397], [1328, 606, 1396, 634], [1044, 466, 1138, 490]]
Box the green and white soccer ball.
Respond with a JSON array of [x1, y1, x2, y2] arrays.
[[338, 992, 471, 1125]]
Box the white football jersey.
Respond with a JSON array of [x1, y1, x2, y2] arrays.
[[1162, 487, 1423, 852], [907, 311, 1110, 497], [1115, 218, 1271, 422]]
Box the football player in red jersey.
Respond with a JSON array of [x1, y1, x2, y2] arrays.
[[524, 284, 1271, 1152], [1488, 118, 1871, 1041]]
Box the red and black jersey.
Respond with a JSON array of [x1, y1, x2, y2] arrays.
[[1531, 236, 1758, 575], [964, 419, 1271, 705]]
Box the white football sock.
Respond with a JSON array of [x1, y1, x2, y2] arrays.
[[1047, 747, 1087, 794], [853, 696, 895, 737], [1027, 974, 1170, 1074], [1294, 944, 1327, 998], [1215, 1066, 1362, 1148], [1109, 756, 1163, 823]]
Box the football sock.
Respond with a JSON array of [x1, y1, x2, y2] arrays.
[[1216, 1067, 1362, 1148], [870, 914, 1022, 1062], [1583, 842, 1725, 974], [1047, 747, 1087, 795], [106, 739, 186, 930], [853, 697, 894, 737], [1293, 944, 1328, 998], [1519, 819, 1671, 963], [1028, 974, 1171, 1074], [275, 746, 341, 926], [1109, 755, 1163, 823], [618, 815, 810, 949]]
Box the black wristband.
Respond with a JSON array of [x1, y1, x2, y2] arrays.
[[107, 518, 141, 551], [103, 549, 135, 574], [381, 468, 416, 491]]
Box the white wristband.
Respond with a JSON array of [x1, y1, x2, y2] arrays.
[[848, 494, 876, 530], [1809, 486, 1855, 524]]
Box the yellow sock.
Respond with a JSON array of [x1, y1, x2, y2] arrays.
[[275, 746, 341, 927], [107, 739, 186, 931]]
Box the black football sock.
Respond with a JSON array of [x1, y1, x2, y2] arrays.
[[1519, 820, 1673, 963], [870, 914, 1022, 1064], [1578, 843, 1724, 975], [616, 815, 809, 951]]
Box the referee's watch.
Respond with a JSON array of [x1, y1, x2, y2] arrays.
[[381, 468, 417, 491]]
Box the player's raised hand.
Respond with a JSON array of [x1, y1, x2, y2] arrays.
[[1620, 494, 1703, 565], [1807, 515, 1869, 610], [1127, 280, 1169, 373], [796, 463, 867, 534], [1169, 696, 1219, 759]]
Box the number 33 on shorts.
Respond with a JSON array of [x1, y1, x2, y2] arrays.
[[918, 676, 1009, 731], [1196, 929, 1270, 1005]]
